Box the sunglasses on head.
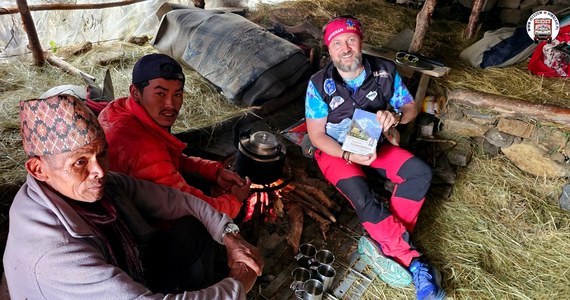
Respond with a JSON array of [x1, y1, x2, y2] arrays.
[[395, 52, 419, 63]]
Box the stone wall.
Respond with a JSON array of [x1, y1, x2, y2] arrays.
[[459, 0, 568, 25], [435, 99, 570, 178]]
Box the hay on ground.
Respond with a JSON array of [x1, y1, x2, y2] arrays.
[[0, 1, 569, 299]]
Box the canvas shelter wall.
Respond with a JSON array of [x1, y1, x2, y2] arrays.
[[0, 0, 171, 58], [0, 0, 289, 59]]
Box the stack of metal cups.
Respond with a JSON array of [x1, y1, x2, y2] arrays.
[[290, 243, 337, 300]]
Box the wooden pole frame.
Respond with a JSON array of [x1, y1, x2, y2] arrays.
[[1, 0, 147, 15], [16, 0, 44, 66]]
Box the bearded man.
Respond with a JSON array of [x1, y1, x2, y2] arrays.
[[304, 16, 445, 300]]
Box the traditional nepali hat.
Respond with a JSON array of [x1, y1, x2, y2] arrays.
[[323, 16, 363, 46], [19, 95, 104, 157]]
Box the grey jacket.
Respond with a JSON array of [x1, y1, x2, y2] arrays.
[[3, 172, 245, 299]]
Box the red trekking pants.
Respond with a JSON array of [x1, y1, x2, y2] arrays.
[[315, 143, 432, 266]]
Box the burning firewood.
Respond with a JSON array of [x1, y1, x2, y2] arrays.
[[286, 192, 337, 223], [285, 202, 304, 254], [273, 194, 284, 218], [290, 182, 340, 212], [300, 206, 331, 241]]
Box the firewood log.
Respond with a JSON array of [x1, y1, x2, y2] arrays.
[[301, 206, 331, 240], [297, 177, 331, 191], [286, 192, 337, 223], [273, 195, 284, 218], [285, 201, 304, 254], [290, 182, 339, 212]]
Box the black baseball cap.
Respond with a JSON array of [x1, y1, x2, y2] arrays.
[[132, 53, 185, 85]]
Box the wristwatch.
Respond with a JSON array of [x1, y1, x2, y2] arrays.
[[221, 222, 240, 239]]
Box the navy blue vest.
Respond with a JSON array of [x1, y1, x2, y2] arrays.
[[309, 54, 397, 124]]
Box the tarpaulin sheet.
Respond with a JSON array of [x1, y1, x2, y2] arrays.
[[152, 8, 309, 106]]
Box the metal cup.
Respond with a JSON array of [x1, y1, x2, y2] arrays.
[[295, 243, 317, 268], [303, 279, 324, 300], [316, 264, 336, 292], [315, 249, 335, 266], [290, 267, 311, 299]]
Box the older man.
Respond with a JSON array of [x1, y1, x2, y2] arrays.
[[3, 94, 263, 298], [98, 53, 249, 219], [305, 16, 445, 300]]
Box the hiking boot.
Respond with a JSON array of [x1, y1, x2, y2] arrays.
[[357, 236, 412, 288], [409, 259, 446, 300]]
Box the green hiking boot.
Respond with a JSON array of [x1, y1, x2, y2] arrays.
[[357, 236, 412, 288]]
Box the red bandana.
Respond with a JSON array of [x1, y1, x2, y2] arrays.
[[19, 95, 104, 156], [323, 17, 363, 46]]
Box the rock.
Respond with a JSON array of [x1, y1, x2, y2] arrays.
[[442, 103, 464, 121], [520, 0, 538, 10], [496, 118, 535, 138], [432, 155, 456, 184], [472, 136, 500, 156], [560, 184, 570, 211], [429, 184, 454, 199], [485, 128, 515, 148], [550, 152, 567, 164], [497, 0, 521, 8], [464, 109, 498, 125], [501, 143, 570, 178], [459, 0, 499, 11], [500, 8, 528, 25], [126, 36, 149, 46], [530, 126, 568, 154], [447, 142, 472, 167], [441, 118, 489, 137]]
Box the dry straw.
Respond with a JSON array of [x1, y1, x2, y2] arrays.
[[1, 0, 569, 298]]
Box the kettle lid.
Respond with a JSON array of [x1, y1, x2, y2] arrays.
[[242, 131, 280, 156]]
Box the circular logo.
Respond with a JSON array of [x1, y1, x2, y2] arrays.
[[526, 10, 560, 43]]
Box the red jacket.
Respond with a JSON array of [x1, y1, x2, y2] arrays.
[[98, 96, 242, 218]]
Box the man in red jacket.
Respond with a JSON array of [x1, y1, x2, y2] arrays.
[[99, 53, 250, 218]]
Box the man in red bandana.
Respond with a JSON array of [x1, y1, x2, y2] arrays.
[[4, 95, 263, 298], [305, 16, 445, 300]]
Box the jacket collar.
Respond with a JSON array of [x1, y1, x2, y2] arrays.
[[25, 174, 95, 237], [124, 96, 186, 151]]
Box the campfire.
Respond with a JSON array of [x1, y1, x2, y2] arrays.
[[227, 129, 342, 253], [237, 168, 341, 253]]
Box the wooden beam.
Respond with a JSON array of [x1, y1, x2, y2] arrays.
[[16, 0, 44, 66], [465, 0, 484, 39], [409, 0, 437, 53], [1, 0, 147, 15], [46, 54, 96, 82], [447, 89, 570, 126]]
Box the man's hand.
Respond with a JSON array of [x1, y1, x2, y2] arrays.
[[376, 110, 400, 132], [229, 262, 258, 293], [216, 169, 247, 190], [216, 169, 251, 202], [228, 177, 251, 202], [224, 233, 264, 276], [347, 151, 377, 166]]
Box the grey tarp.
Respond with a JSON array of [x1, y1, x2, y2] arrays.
[[152, 8, 310, 106]]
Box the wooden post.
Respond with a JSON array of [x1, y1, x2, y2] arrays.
[[16, 0, 44, 66], [465, 0, 484, 39], [409, 0, 437, 53]]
